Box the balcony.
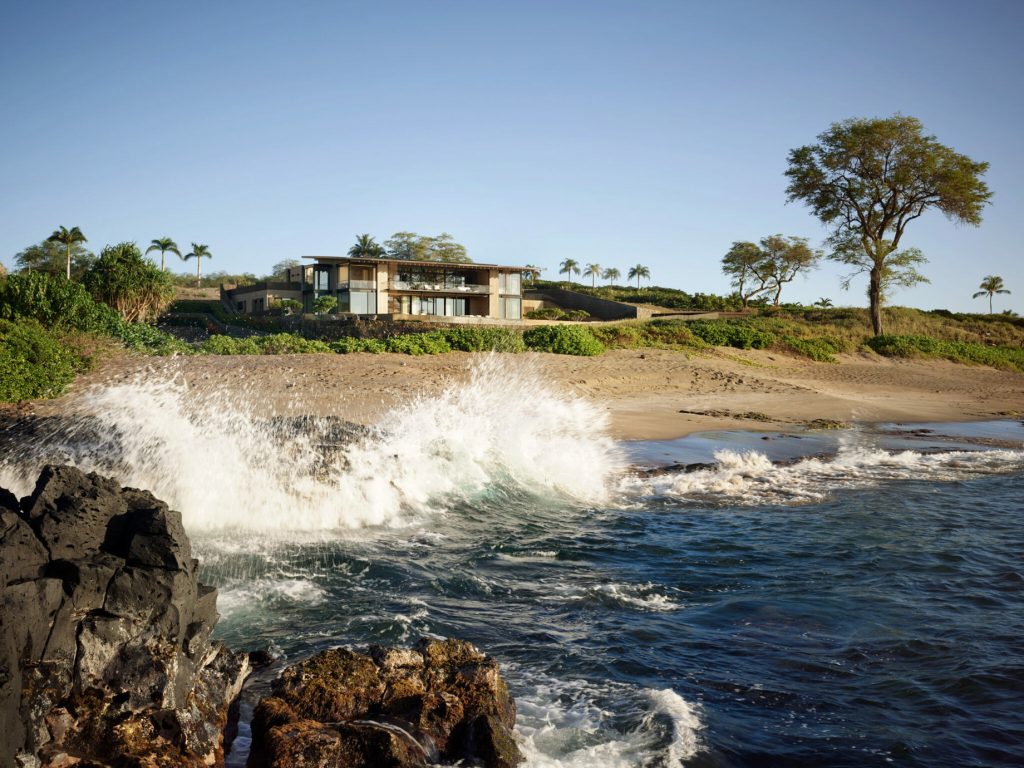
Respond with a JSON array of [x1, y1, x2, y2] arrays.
[[389, 280, 490, 294], [348, 279, 377, 290]]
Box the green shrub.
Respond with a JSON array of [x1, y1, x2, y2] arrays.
[[255, 333, 332, 354], [523, 325, 605, 356], [866, 334, 1024, 371], [686, 320, 775, 349], [0, 271, 119, 333], [441, 327, 526, 352], [565, 309, 590, 321], [384, 331, 451, 355], [0, 319, 81, 402], [201, 335, 262, 355], [526, 308, 566, 320], [783, 335, 846, 362]]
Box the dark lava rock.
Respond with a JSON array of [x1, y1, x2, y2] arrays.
[[0, 466, 249, 768], [249, 638, 522, 768]]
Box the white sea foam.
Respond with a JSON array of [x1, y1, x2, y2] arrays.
[[0, 355, 624, 531], [217, 577, 328, 617], [513, 674, 703, 767], [547, 582, 681, 612], [625, 446, 1024, 505]]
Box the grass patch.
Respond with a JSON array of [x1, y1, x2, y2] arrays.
[[865, 335, 1024, 372]]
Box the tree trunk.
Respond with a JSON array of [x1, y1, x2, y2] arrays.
[[869, 265, 884, 335], [197, 258, 202, 289], [66, 244, 72, 280], [989, 294, 993, 314]]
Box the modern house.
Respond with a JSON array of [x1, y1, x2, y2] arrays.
[[294, 256, 528, 320], [222, 280, 303, 314]]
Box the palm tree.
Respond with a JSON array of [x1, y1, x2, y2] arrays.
[[628, 264, 650, 289], [183, 243, 213, 288], [814, 297, 833, 308], [972, 275, 1011, 314], [522, 265, 540, 285], [145, 237, 180, 271], [603, 267, 620, 286], [584, 263, 602, 288], [47, 226, 87, 280], [559, 258, 580, 285], [348, 234, 385, 258]]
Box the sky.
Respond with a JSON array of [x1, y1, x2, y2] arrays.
[[1, 0, 1021, 313]]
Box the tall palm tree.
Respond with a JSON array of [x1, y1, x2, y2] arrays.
[[603, 267, 620, 286], [47, 226, 87, 280], [814, 297, 833, 308], [585, 263, 601, 288], [522, 264, 540, 285], [628, 263, 651, 289], [183, 243, 213, 288], [145, 237, 180, 271], [559, 258, 580, 285], [972, 275, 1011, 314], [348, 234, 384, 258]]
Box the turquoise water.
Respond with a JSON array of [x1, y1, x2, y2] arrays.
[[199, 422, 1024, 767]]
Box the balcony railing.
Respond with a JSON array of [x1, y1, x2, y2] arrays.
[[389, 280, 490, 294], [348, 279, 377, 290]]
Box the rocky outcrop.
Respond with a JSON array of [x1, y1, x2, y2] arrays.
[[249, 638, 522, 768], [0, 466, 248, 768]]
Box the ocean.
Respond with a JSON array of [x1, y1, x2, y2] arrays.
[[2, 357, 1022, 767]]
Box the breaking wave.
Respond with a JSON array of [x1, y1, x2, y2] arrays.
[[625, 445, 1024, 505], [0, 356, 625, 531]]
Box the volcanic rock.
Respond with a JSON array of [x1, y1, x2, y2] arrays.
[[0, 466, 248, 768], [249, 637, 522, 768]]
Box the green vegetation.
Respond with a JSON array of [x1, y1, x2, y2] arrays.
[[84, 242, 175, 322], [383, 232, 470, 263], [522, 325, 604, 356], [538, 280, 742, 312], [627, 264, 651, 289], [973, 275, 1011, 314], [785, 114, 991, 335], [47, 225, 88, 281], [866, 335, 1024, 372], [0, 319, 84, 402], [182, 243, 213, 288], [722, 235, 820, 307], [313, 295, 337, 314], [146, 237, 181, 272]]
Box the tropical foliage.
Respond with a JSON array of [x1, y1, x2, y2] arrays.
[[348, 234, 385, 258], [627, 264, 650, 288], [146, 237, 180, 271], [47, 225, 88, 280], [84, 242, 176, 322], [972, 275, 1010, 314], [182, 243, 213, 287]]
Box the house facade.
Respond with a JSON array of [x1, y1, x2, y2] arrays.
[[295, 256, 527, 320]]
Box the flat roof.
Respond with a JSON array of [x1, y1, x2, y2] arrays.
[[301, 255, 538, 271]]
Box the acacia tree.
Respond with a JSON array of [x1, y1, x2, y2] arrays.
[[14, 240, 94, 277], [628, 264, 650, 289], [757, 235, 820, 306], [559, 258, 580, 285], [603, 267, 620, 286], [973, 275, 1010, 314], [47, 226, 88, 280], [348, 234, 385, 258], [585, 263, 601, 287], [722, 241, 768, 307], [785, 115, 990, 335], [383, 232, 471, 262], [146, 237, 180, 271], [183, 243, 212, 288]]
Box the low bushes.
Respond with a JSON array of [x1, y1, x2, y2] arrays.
[[522, 325, 604, 356], [866, 334, 1024, 371], [525, 308, 566, 320], [686, 320, 774, 349], [440, 327, 526, 352], [0, 319, 82, 402]]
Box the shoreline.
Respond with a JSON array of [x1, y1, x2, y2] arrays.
[[21, 347, 1022, 442]]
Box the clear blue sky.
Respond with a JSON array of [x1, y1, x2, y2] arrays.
[[2, 0, 1021, 312]]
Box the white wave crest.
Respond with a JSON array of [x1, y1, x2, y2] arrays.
[[514, 675, 703, 767], [0, 355, 624, 531], [217, 578, 328, 617], [628, 446, 1024, 505]]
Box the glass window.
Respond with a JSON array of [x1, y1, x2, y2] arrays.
[[506, 273, 521, 295], [314, 267, 331, 291], [498, 272, 506, 293], [337, 291, 351, 313], [505, 297, 521, 320]]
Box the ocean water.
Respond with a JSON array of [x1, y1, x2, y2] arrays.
[[2, 357, 1022, 767]]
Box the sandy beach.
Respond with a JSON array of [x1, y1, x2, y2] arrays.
[[34, 348, 1024, 441]]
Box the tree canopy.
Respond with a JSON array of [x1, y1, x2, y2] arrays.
[[973, 275, 1010, 314], [785, 114, 990, 334], [348, 234, 385, 258], [47, 226, 88, 280], [383, 232, 471, 263], [14, 240, 95, 279], [145, 237, 180, 272]]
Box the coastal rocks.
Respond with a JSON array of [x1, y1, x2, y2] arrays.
[[249, 638, 522, 768], [0, 466, 248, 768]]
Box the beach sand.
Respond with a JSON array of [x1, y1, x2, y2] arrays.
[[31, 348, 1024, 441]]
